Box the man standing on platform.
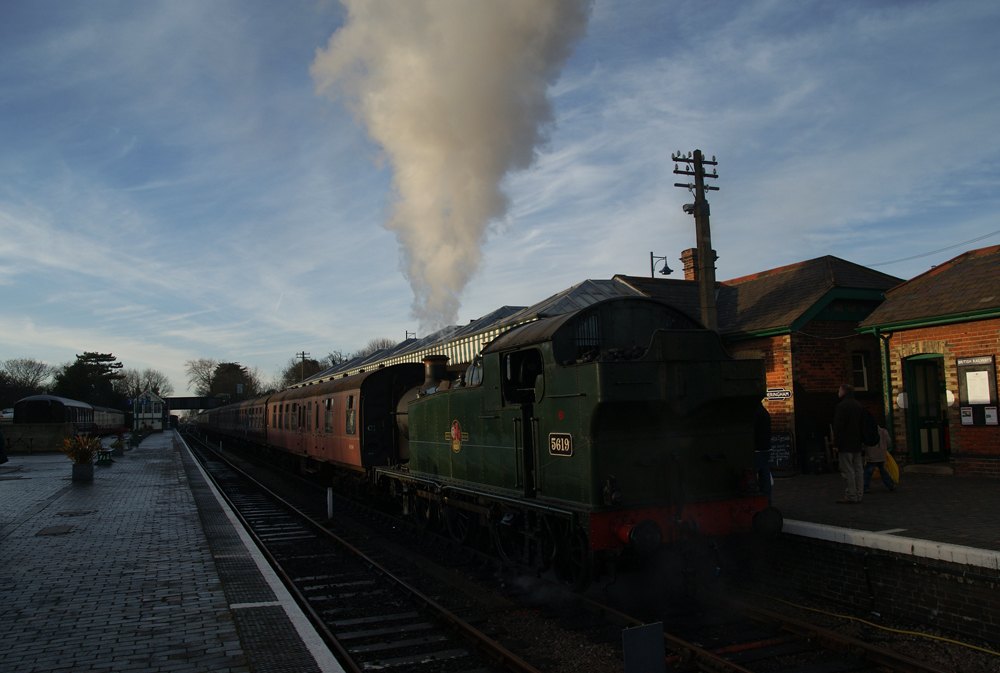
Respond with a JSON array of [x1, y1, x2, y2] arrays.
[[833, 383, 864, 504]]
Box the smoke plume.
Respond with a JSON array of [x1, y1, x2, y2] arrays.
[[311, 0, 592, 330]]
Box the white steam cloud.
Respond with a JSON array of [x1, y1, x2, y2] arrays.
[[311, 0, 593, 330]]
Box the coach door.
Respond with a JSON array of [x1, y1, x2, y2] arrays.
[[905, 356, 948, 464]]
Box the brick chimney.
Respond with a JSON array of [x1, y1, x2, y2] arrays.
[[680, 247, 718, 282], [681, 248, 698, 281]]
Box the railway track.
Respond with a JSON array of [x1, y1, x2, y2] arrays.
[[186, 432, 978, 673], [556, 586, 956, 673], [185, 432, 541, 673]]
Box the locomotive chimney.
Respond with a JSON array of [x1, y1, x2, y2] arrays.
[[421, 355, 450, 392]]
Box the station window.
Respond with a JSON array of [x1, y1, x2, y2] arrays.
[[852, 352, 869, 391], [346, 395, 356, 435]]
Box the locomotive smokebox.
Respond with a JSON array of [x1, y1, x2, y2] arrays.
[[420, 355, 450, 394]]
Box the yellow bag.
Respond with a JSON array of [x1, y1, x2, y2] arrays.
[[871, 454, 900, 483], [885, 453, 900, 483]]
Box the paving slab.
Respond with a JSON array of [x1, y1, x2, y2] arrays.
[[0, 431, 343, 673], [773, 468, 1000, 567]]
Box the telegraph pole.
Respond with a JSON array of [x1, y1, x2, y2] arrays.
[[295, 351, 310, 382], [673, 149, 719, 330]]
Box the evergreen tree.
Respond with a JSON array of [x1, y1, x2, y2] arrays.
[[52, 352, 125, 407]]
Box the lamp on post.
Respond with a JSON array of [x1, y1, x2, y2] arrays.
[[650, 252, 673, 278]]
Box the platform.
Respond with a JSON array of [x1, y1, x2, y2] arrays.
[[773, 469, 1000, 569], [0, 431, 343, 673]]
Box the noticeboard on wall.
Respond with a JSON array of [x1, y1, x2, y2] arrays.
[[769, 432, 794, 470], [957, 355, 998, 426]]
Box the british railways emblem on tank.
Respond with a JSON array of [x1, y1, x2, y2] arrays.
[[447, 420, 469, 453]]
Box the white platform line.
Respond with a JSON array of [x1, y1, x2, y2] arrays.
[[178, 432, 345, 673], [784, 519, 1000, 571]]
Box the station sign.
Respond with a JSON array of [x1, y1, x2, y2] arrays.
[[766, 388, 792, 401]]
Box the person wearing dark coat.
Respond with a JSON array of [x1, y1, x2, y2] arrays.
[[754, 400, 772, 506], [833, 383, 865, 503]]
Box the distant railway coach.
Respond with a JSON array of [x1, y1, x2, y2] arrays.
[[14, 395, 96, 433], [12, 395, 125, 436]]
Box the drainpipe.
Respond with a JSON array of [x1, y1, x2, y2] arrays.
[[878, 330, 894, 440]]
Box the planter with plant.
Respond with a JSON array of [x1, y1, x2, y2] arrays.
[[60, 435, 101, 482], [110, 432, 126, 457]]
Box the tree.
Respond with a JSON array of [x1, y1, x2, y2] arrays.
[[185, 358, 219, 397], [1, 358, 55, 408], [353, 337, 397, 359], [208, 362, 262, 401], [116, 368, 175, 399], [278, 356, 323, 388], [2, 358, 55, 390], [52, 352, 125, 407], [323, 350, 350, 368]]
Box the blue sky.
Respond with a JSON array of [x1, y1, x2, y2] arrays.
[[1, 1, 998, 395]]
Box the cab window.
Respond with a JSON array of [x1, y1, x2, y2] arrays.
[[502, 349, 543, 404]]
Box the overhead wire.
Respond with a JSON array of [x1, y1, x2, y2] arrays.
[[870, 229, 1000, 267]]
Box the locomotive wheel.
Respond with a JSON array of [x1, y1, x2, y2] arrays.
[[555, 530, 593, 592], [410, 494, 436, 530], [491, 510, 524, 565], [443, 505, 474, 545]]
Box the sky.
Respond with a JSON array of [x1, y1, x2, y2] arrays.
[[1, 0, 998, 396]]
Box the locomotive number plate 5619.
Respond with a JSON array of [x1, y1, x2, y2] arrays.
[[549, 433, 573, 457]]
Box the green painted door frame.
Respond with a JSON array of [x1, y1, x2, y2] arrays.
[[903, 355, 948, 464]]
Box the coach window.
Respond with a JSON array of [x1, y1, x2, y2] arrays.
[[346, 395, 356, 435], [306, 401, 312, 432], [325, 399, 333, 434], [284, 404, 290, 430]]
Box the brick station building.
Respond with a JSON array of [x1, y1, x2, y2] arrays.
[[618, 250, 901, 472], [858, 245, 1000, 476]]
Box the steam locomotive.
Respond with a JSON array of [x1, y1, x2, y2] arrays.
[[198, 296, 781, 589]]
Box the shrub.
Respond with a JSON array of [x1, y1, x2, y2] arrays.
[[60, 435, 102, 464]]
